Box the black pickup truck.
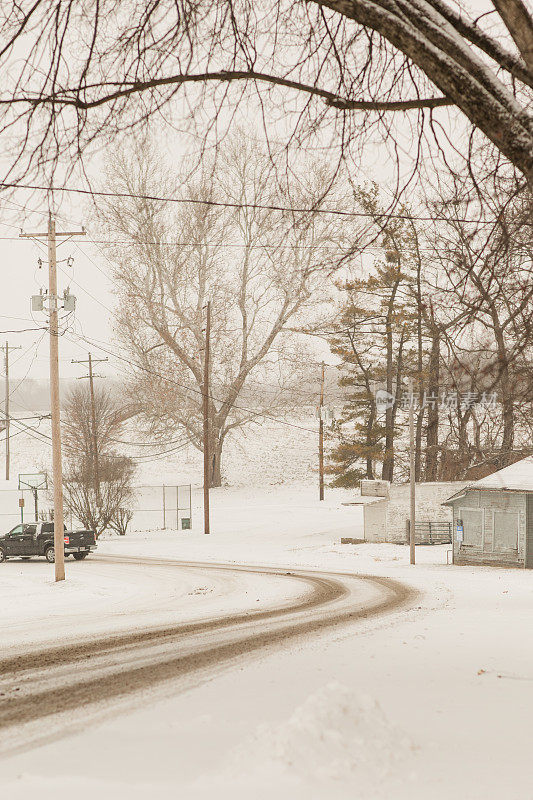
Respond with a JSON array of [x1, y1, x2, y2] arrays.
[[0, 522, 97, 563]]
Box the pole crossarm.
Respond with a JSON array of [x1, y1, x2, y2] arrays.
[[19, 230, 86, 238]]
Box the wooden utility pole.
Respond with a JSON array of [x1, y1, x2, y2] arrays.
[[48, 215, 65, 581], [203, 300, 211, 534], [71, 352, 108, 498], [409, 376, 416, 565], [4, 342, 22, 481], [5, 343, 9, 482], [21, 213, 85, 582], [319, 361, 325, 501]]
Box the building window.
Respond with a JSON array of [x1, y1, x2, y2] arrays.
[[458, 508, 483, 549], [493, 510, 519, 552]]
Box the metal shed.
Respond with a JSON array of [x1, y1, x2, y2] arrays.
[[443, 457, 533, 568]]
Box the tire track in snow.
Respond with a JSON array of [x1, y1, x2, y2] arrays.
[[0, 556, 415, 753]]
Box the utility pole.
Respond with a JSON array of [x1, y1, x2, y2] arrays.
[[409, 376, 416, 565], [203, 300, 211, 534], [4, 342, 22, 481], [21, 213, 85, 582], [319, 361, 325, 501], [71, 353, 108, 498]]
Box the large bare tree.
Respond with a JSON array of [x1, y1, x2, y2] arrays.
[[98, 137, 349, 486], [0, 1, 532, 185]]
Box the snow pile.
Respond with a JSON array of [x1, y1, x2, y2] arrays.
[[195, 682, 416, 799]]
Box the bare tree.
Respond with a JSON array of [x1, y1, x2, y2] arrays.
[[98, 136, 349, 486], [63, 384, 126, 475], [64, 454, 136, 538], [0, 1, 531, 186], [428, 176, 533, 471], [62, 384, 136, 535]]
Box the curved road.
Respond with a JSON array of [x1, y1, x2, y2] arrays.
[[0, 555, 415, 755]]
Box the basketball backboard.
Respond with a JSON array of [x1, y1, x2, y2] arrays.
[[18, 473, 48, 491]]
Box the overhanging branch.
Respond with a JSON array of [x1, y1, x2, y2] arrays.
[[1, 70, 454, 112]]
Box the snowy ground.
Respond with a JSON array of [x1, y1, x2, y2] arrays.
[[1, 486, 533, 799], [0, 556, 309, 652]]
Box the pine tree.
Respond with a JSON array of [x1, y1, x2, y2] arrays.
[[327, 190, 420, 486]]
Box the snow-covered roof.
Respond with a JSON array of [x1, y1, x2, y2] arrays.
[[441, 490, 467, 506], [471, 456, 533, 491], [443, 457, 533, 503], [343, 496, 388, 506]]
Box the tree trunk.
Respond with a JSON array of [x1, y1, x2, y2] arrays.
[[414, 248, 424, 481], [366, 393, 376, 479], [500, 395, 515, 467], [425, 329, 440, 481], [323, 0, 533, 184], [456, 407, 473, 478], [493, 324, 514, 468], [381, 285, 398, 483], [210, 437, 223, 488]]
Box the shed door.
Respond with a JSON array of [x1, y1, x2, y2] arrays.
[[458, 508, 483, 549], [493, 510, 519, 552]]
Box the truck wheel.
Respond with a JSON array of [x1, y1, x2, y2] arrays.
[[0, 547, 5, 563], [73, 552, 88, 560], [45, 546, 55, 563]]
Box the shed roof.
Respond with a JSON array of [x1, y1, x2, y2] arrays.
[[441, 490, 467, 506], [471, 456, 533, 491], [443, 457, 533, 505]]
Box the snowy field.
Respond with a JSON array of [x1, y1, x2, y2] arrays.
[[2, 413, 323, 490], [1, 485, 533, 799]]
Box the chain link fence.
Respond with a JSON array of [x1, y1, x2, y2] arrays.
[[0, 484, 193, 533]]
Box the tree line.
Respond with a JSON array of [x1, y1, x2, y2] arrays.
[[327, 171, 533, 486]]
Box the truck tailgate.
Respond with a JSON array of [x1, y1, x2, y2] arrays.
[[65, 530, 96, 547]]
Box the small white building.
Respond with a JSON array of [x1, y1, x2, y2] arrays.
[[344, 479, 467, 544]]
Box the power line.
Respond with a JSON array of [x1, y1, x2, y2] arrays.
[[7, 332, 47, 399], [128, 440, 191, 462], [108, 435, 193, 447], [0, 327, 47, 334], [0, 233, 497, 257], [0, 411, 53, 446], [1, 181, 522, 225], [65, 329, 319, 435]]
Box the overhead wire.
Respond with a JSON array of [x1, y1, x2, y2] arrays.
[[65, 329, 319, 436], [1, 181, 524, 225], [7, 332, 47, 400]]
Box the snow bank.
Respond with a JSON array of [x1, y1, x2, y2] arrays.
[[196, 682, 415, 799]]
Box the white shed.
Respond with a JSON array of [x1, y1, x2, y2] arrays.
[[443, 456, 533, 568]]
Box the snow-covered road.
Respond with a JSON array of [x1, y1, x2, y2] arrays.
[[2, 487, 533, 799], [0, 554, 411, 758]]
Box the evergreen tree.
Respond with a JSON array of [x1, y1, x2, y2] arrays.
[[327, 190, 420, 486]]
